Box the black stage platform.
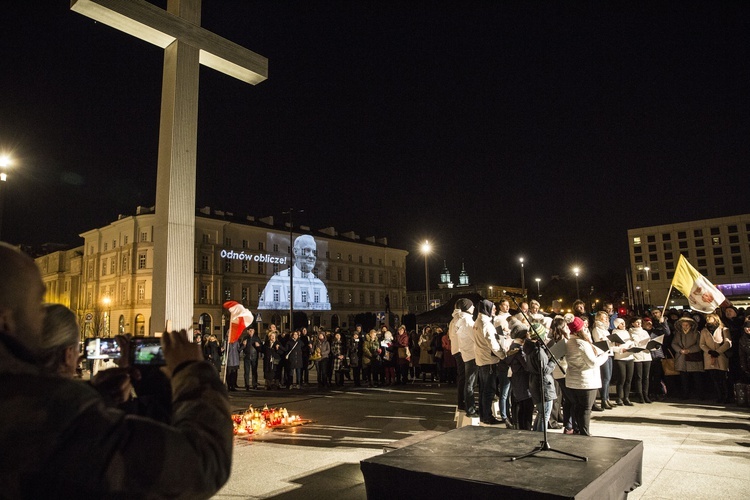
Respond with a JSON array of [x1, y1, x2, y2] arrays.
[[361, 426, 642, 499]]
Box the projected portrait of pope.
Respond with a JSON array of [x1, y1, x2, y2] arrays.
[[258, 235, 331, 311]]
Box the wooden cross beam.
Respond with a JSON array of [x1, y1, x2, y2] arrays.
[[71, 0, 267, 333]]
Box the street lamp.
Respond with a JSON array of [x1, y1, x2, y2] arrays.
[[535, 277, 541, 299], [573, 267, 580, 300], [102, 296, 111, 337], [421, 241, 431, 311], [519, 257, 525, 299], [643, 266, 651, 309], [0, 155, 11, 241]]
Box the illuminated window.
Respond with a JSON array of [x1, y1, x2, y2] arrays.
[[301, 290, 308, 303], [314, 289, 320, 303], [712, 237, 721, 245], [137, 283, 145, 301], [224, 286, 231, 300], [633, 237, 641, 245], [138, 254, 146, 269], [272, 263, 279, 275]]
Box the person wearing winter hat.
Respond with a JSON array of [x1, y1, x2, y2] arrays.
[[564, 313, 608, 436], [454, 299, 477, 417], [671, 317, 703, 400], [507, 321, 534, 430], [525, 322, 557, 432], [699, 313, 732, 403], [473, 299, 504, 425]]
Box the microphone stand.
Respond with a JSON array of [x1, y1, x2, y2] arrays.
[[506, 294, 587, 462]]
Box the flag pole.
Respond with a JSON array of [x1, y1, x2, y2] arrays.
[[662, 284, 673, 313]]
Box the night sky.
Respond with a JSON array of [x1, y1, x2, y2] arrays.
[[2, 1, 750, 292]]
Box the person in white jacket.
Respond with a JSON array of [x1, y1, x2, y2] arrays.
[[455, 299, 477, 417], [565, 314, 609, 436], [591, 311, 615, 409], [630, 317, 653, 404], [473, 299, 504, 425], [448, 298, 473, 411], [611, 317, 636, 405]]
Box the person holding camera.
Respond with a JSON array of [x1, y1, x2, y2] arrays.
[[239, 327, 261, 390], [0, 242, 232, 498]]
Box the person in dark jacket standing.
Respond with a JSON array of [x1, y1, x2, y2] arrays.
[[239, 327, 261, 390], [285, 330, 306, 389], [526, 323, 557, 432], [348, 329, 363, 386], [507, 320, 533, 430], [262, 331, 284, 390]]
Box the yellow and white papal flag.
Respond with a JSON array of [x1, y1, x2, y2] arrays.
[[671, 255, 726, 314]]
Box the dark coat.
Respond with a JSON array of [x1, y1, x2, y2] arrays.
[[525, 341, 556, 404], [285, 338, 305, 370], [239, 331, 261, 362], [508, 340, 531, 401]]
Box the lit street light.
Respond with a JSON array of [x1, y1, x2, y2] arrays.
[[535, 277, 541, 298], [421, 241, 431, 311], [0, 155, 11, 241], [573, 267, 580, 300], [644, 266, 651, 309], [519, 257, 525, 299], [102, 296, 112, 337]]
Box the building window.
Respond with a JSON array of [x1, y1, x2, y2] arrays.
[[666, 261, 674, 270], [337, 268, 342, 281], [337, 253, 342, 260], [137, 283, 145, 301], [242, 261, 249, 273], [713, 246, 723, 255], [358, 255, 363, 263], [141, 232, 148, 242], [272, 288, 280, 302], [370, 292, 375, 304], [111, 259, 116, 274], [314, 289, 320, 303], [667, 271, 674, 279], [633, 237, 641, 245], [104, 243, 108, 251], [224, 259, 231, 272], [348, 254, 353, 261], [698, 259, 707, 267], [272, 263, 279, 275], [651, 273, 660, 281], [325, 268, 330, 280], [634, 246, 642, 254], [712, 236, 722, 245], [257, 263, 265, 274], [223, 286, 231, 300], [379, 272, 384, 284], [359, 269, 364, 282], [662, 233, 671, 241], [348, 269, 353, 281], [730, 235, 739, 244], [710, 227, 720, 235], [359, 292, 365, 304], [663, 243, 672, 251], [259, 242, 264, 250], [301, 290, 308, 303], [731, 245, 741, 254], [203, 234, 210, 243], [732, 255, 742, 264], [649, 254, 658, 262], [200, 285, 208, 303], [694, 229, 703, 237], [138, 254, 146, 269], [664, 252, 673, 260], [734, 266, 744, 274], [273, 244, 279, 252], [102, 260, 107, 276], [369, 270, 374, 283], [715, 257, 724, 266], [647, 235, 655, 243], [648, 244, 656, 252], [679, 241, 688, 249], [677, 231, 687, 239], [716, 267, 726, 276], [122, 254, 128, 271], [681, 251, 690, 259], [242, 287, 249, 303], [201, 255, 209, 271], [695, 239, 704, 247], [124, 236, 128, 245], [696, 249, 706, 257], [635, 255, 643, 263], [242, 239, 248, 249]]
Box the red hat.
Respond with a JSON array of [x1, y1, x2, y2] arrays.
[[643, 317, 653, 323], [565, 313, 584, 334]]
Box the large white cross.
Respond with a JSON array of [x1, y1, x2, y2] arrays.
[[71, 0, 267, 333]]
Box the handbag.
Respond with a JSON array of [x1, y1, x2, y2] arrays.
[[661, 357, 678, 376], [309, 347, 322, 361]]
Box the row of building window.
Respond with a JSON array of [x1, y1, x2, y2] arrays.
[[93, 232, 150, 254], [632, 224, 750, 246]]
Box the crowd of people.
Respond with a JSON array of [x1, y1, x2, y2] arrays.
[[444, 297, 750, 435]]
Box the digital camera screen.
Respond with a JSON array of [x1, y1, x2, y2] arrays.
[[85, 338, 121, 360], [132, 338, 165, 366]]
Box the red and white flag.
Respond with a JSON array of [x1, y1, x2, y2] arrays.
[[223, 301, 254, 344]]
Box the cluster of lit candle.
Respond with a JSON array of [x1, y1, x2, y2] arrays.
[[232, 404, 301, 435]]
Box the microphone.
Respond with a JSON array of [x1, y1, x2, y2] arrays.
[[502, 290, 523, 297]]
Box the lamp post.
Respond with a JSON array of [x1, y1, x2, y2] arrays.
[[519, 257, 525, 299], [643, 266, 650, 309], [573, 267, 580, 300], [102, 296, 111, 337], [421, 241, 431, 311], [282, 208, 302, 331], [0, 155, 11, 241], [535, 277, 541, 299]]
